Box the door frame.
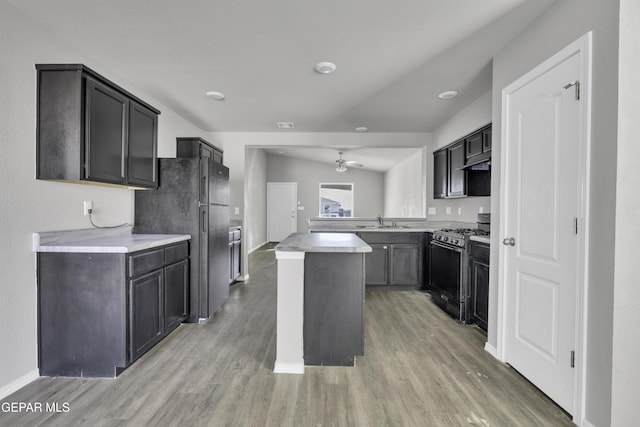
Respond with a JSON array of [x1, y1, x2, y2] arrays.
[[267, 182, 298, 242], [496, 32, 592, 421]]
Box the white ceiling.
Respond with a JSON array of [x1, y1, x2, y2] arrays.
[[8, 0, 555, 134], [262, 146, 423, 173]]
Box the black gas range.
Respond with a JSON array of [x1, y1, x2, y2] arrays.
[[429, 227, 489, 322]]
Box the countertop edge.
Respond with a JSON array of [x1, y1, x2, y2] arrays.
[[34, 232, 191, 254]]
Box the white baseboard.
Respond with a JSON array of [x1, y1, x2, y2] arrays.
[[484, 342, 498, 359], [579, 419, 596, 427], [0, 369, 39, 400], [273, 361, 304, 374], [248, 241, 269, 254]]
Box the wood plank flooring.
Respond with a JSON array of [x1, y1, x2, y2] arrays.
[[0, 244, 574, 426]]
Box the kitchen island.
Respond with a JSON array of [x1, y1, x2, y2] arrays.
[[274, 233, 371, 373]]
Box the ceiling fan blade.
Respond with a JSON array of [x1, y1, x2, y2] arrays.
[[344, 160, 363, 167]]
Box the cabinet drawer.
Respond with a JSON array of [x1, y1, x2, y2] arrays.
[[129, 248, 164, 277], [165, 242, 188, 265], [471, 242, 490, 262], [359, 232, 420, 245]]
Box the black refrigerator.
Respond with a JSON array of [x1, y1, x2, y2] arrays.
[[134, 151, 229, 323]]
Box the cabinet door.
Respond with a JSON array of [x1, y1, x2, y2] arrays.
[[390, 244, 420, 286], [85, 78, 127, 184], [447, 140, 466, 197], [433, 149, 447, 199], [424, 232, 432, 290], [470, 259, 489, 331], [127, 101, 158, 188], [129, 270, 164, 362], [465, 131, 483, 160], [164, 259, 189, 333], [365, 244, 389, 285], [233, 241, 241, 280], [483, 126, 492, 153], [229, 242, 235, 284]]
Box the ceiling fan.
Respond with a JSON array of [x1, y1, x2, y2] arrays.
[[335, 151, 363, 173]]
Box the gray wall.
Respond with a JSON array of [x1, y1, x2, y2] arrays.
[[428, 91, 492, 222], [490, 1, 620, 425], [612, 1, 640, 425], [244, 148, 268, 255], [266, 153, 385, 232], [0, 1, 204, 398], [384, 148, 426, 218]]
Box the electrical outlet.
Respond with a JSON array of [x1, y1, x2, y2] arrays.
[[479, 206, 484, 213], [446, 206, 451, 215], [458, 207, 462, 215], [234, 207, 240, 215], [428, 207, 436, 215], [83, 201, 93, 216]]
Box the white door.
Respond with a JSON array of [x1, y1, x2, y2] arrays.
[[267, 182, 297, 242], [502, 52, 583, 414]]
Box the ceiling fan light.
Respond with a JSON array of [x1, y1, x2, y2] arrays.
[[336, 165, 347, 173]]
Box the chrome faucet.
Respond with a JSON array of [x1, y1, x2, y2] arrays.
[[377, 214, 384, 227]]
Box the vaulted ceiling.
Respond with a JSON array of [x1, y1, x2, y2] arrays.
[[9, 0, 555, 134]]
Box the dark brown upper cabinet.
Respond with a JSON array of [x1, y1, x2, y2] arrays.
[[433, 148, 447, 199], [464, 124, 492, 167], [433, 123, 491, 199], [36, 64, 160, 189], [447, 140, 466, 198]]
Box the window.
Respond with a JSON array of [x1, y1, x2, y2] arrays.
[[319, 183, 354, 217]]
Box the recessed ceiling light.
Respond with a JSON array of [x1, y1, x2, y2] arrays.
[[205, 91, 225, 101], [276, 122, 295, 129], [314, 61, 337, 74], [355, 126, 368, 133], [438, 90, 458, 100]]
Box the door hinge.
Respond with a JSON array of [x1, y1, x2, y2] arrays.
[[563, 80, 580, 100], [570, 350, 575, 368], [574, 217, 578, 235]]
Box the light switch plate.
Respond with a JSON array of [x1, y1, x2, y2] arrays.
[[428, 207, 436, 215], [297, 206, 305, 210], [458, 208, 462, 215], [446, 206, 451, 215], [234, 207, 240, 215]]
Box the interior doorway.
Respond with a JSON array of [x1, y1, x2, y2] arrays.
[[267, 182, 297, 242]]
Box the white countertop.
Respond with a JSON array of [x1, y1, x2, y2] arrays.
[[470, 235, 491, 244], [308, 220, 477, 234], [33, 226, 191, 253], [275, 232, 371, 253]]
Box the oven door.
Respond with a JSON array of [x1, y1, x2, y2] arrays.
[[429, 240, 463, 318]]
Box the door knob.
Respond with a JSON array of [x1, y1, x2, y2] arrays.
[[503, 237, 515, 246]]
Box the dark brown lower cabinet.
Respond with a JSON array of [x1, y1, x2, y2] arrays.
[[129, 270, 164, 362], [469, 241, 490, 332], [38, 241, 189, 377], [359, 232, 425, 288]]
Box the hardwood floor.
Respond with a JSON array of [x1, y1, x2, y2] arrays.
[[1, 244, 574, 426]]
